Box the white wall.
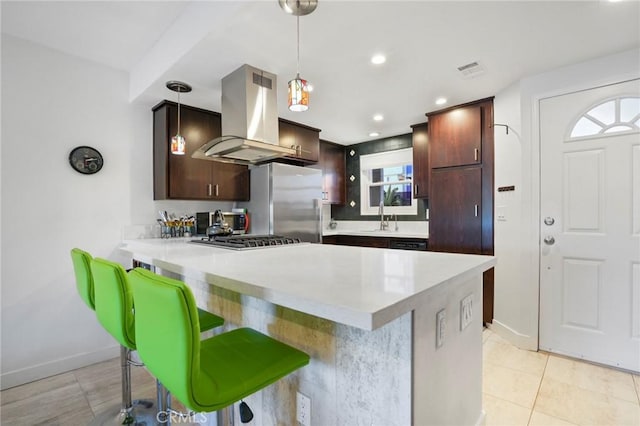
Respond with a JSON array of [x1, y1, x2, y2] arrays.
[[0, 35, 231, 389], [492, 48, 640, 349], [492, 82, 532, 347]]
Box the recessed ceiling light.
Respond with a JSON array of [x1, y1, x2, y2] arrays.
[[369, 132, 380, 137], [371, 54, 386, 65], [373, 114, 384, 121], [435, 97, 447, 105]]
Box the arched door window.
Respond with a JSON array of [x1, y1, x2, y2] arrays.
[[569, 96, 639, 139]]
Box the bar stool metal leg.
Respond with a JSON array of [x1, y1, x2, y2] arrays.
[[121, 346, 133, 420], [157, 380, 170, 424], [89, 346, 157, 425]]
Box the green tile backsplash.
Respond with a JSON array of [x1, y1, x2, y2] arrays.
[[331, 133, 427, 221]]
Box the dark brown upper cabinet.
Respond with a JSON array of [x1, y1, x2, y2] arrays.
[[152, 101, 249, 201], [279, 118, 320, 163], [311, 140, 346, 205], [411, 122, 429, 198], [429, 104, 482, 169]]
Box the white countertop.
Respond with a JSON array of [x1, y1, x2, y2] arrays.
[[322, 220, 429, 239], [119, 239, 495, 331]]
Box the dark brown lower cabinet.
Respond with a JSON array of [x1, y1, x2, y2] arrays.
[[322, 235, 427, 251], [428, 167, 482, 254]]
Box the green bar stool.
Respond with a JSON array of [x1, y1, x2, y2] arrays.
[[128, 268, 310, 424], [90, 257, 157, 425], [71, 249, 225, 424]]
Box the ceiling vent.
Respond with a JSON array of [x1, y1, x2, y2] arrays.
[[457, 61, 485, 79]]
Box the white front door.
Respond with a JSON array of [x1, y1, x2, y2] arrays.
[[539, 79, 640, 372]]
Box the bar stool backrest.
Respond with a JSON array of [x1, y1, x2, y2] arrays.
[[71, 248, 95, 311], [91, 258, 137, 350], [128, 268, 211, 409]]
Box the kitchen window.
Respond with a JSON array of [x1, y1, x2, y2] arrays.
[[360, 148, 416, 216]]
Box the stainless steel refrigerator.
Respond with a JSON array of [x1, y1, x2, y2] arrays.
[[239, 163, 323, 243]]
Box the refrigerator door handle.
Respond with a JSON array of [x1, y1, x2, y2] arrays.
[[315, 198, 323, 244]]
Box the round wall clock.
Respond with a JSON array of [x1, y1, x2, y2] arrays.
[[69, 146, 104, 174]]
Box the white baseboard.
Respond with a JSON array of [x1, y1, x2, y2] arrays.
[[489, 319, 538, 351], [1, 345, 120, 390], [476, 410, 487, 426]]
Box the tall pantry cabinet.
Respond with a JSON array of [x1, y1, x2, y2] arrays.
[[426, 98, 495, 323]]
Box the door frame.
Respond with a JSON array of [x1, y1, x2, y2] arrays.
[[530, 67, 640, 350]]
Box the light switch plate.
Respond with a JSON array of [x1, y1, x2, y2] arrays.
[[496, 205, 507, 221]]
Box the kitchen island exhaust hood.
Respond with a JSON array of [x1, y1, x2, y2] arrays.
[[192, 64, 296, 164]]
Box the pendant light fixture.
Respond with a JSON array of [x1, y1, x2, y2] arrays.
[[166, 81, 192, 155], [279, 0, 317, 112]]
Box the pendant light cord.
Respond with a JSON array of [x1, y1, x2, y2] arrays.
[[177, 89, 181, 135], [296, 14, 300, 77]]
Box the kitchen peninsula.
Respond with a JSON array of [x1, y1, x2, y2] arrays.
[[120, 239, 495, 425]]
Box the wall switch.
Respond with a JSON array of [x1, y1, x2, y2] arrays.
[[461, 294, 473, 330], [436, 309, 446, 348], [296, 391, 311, 426], [496, 205, 507, 222]]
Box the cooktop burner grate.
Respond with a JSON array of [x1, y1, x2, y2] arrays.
[[191, 235, 303, 250]]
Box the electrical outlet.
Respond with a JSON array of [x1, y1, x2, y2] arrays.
[[436, 309, 446, 348], [296, 391, 311, 426], [461, 294, 473, 330]]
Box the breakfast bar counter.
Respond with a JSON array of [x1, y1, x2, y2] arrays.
[[119, 238, 495, 425]]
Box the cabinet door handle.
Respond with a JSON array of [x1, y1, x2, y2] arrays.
[[215, 184, 219, 197], [414, 184, 418, 195], [474, 148, 479, 162], [208, 184, 212, 197], [474, 204, 479, 217]]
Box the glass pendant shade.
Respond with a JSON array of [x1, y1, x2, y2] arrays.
[[288, 75, 309, 112], [166, 80, 192, 156], [171, 134, 186, 155]]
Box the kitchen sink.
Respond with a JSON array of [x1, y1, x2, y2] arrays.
[[359, 229, 398, 233]]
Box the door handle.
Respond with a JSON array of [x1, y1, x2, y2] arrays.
[[544, 216, 555, 226], [474, 204, 479, 217], [474, 148, 479, 162], [207, 184, 212, 197], [543, 236, 555, 245], [414, 184, 418, 196]]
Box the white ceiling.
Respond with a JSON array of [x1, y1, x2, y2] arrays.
[[2, 1, 639, 145]]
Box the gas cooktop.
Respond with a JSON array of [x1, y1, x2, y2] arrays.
[[191, 235, 303, 250]]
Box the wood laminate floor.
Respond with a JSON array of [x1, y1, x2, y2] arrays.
[[0, 356, 158, 426]]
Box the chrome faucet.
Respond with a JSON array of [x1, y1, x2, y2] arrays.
[[379, 202, 388, 230]]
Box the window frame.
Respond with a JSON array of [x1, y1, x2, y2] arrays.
[[359, 148, 417, 216], [566, 95, 640, 142]]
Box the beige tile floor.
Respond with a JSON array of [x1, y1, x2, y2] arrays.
[[1, 330, 639, 425], [482, 328, 640, 426]]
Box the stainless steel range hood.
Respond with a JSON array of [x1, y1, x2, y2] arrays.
[[192, 64, 296, 164]]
